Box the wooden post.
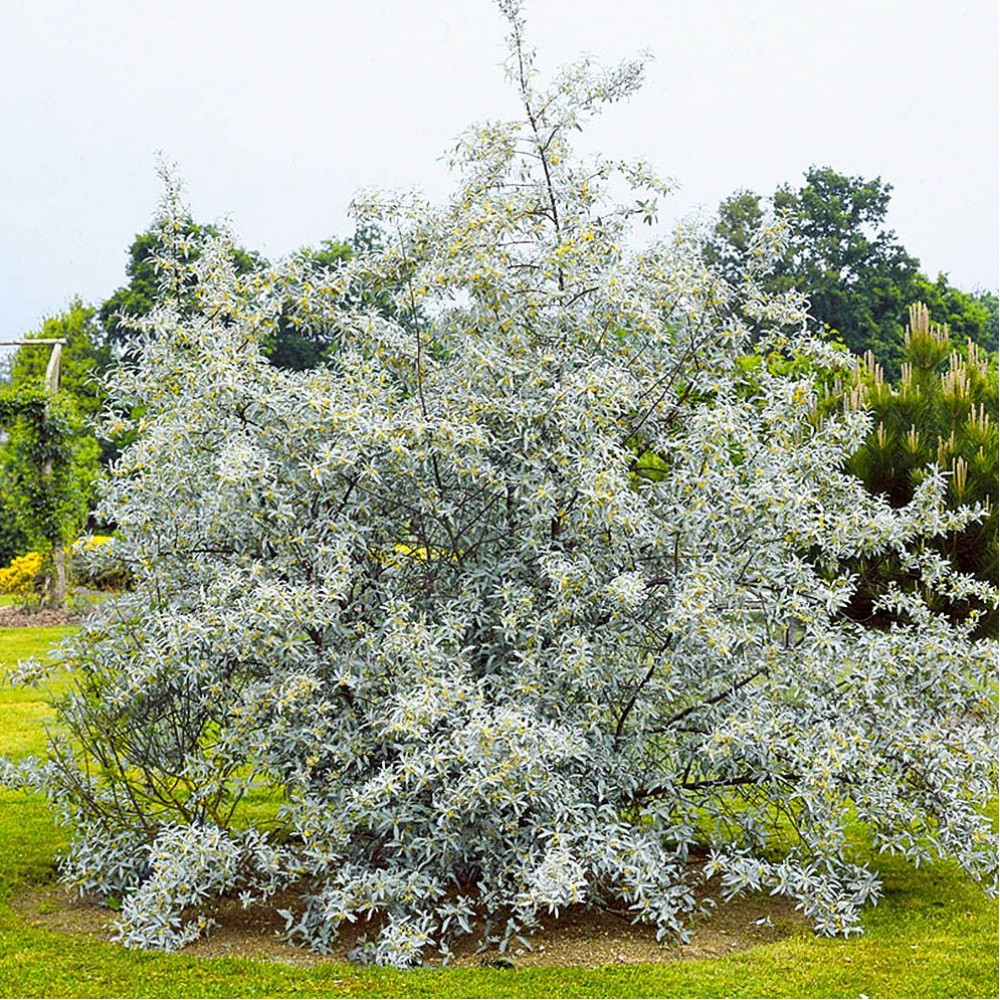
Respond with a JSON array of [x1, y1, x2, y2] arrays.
[[45, 342, 63, 393]]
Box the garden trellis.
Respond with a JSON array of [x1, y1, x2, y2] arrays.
[[0, 338, 66, 393], [0, 336, 71, 605]]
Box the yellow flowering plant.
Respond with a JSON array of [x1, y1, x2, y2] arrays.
[[0, 551, 44, 599]]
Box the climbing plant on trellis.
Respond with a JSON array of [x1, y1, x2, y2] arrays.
[[0, 376, 79, 606]]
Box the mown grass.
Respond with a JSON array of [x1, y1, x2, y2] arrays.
[[0, 625, 997, 998]]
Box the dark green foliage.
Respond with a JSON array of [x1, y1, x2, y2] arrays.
[[1, 303, 107, 533], [772, 168, 920, 368], [262, 236, 356, 371], [0, 486, 26, 565], [911, 274, 998, 354], [0, 383, 97, 607], [827, 303, 998, 634], [99, 220, 264, 349], [7, 300, 112, 420], [0, 387, 91, 550], [7, 300, 113, 472], [702, 189, 765, 290], [0, 306, 104, 600], [707, 167, 999, 373], [0, 483, 28, 567], [98, 230, 163, 346]]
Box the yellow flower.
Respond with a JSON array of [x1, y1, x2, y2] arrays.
[[0, 552, 44, 596]]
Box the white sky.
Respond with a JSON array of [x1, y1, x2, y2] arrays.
[[1, 0, 997, 344]]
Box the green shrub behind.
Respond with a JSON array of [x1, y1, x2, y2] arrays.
[[831, 303, 998, 633]]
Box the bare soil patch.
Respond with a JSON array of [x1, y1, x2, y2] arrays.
[[0, 591, 107, 627], [12, 883, 809, 968], [0, 606, 79, 627]]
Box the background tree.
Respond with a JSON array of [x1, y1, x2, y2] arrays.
[[910, 275, 998, 354], [0, 388, 96, 606], [829, 303, 998, 635], [7, 297, 112, 433], [0, 303, 105, 596], [706, 167, 999, 372], [0, 481, 27, 567], [99, 219, 264, 350]]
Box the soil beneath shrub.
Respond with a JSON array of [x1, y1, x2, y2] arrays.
[[0, 606, 81, 627], [0, 591, 108, 628], [12, 882, 809, 968]]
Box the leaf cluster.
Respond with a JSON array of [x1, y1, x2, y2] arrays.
[[0, 383, 95, 557]]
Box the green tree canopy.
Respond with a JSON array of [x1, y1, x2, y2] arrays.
[[911, 274, 998, 354], [0, 304, 103, 603], [706, 167, 999, 372], [99, 220, 263, 350], [8, 298, 112, 423]]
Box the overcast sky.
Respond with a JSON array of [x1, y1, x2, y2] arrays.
[[1, 0, 997, 346]]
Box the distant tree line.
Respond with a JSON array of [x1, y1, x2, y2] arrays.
[[704, 166, 998, 374]]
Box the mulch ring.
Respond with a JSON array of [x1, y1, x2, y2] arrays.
[[0, 590, 109, 627], [12, 882, 809, 968], [0, 606, 82, 627]]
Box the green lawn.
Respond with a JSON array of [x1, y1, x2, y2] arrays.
[[0, 625, 996, 998]]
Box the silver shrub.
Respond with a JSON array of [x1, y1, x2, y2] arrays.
[[8, 2, 996, 966]]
